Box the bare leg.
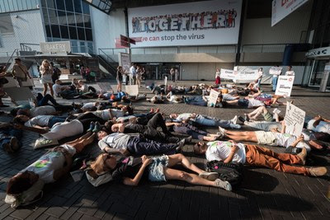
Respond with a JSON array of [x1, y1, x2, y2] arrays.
[[164, 168, 215, 186], [66, 131, 93, 145], [167, 153, 204, 175], [225, 130, 258, 142], [48, 83, 54, 97], [70, 132, 95, 153], [43, 83, 48, 96]]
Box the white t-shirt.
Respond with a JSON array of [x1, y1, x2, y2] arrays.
[[52, 84, 62, 96], [25, 115, 53, 127], [92, 109, 124, 121], [285, 71, 295, 76], [205, 141, 246, 164], [22, 151, 66, 183], [31, 106, 56, 117], [81, 102, 96, 111], [275, 133, 311, 151], [176, 113, 194, 122], [42, 119, 84, 140], [248, 98, 264, 108], [98, 133, 130, 150], [307, 119, 330, 134]]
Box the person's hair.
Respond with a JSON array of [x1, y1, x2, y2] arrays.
[[104, 121, 114, 132], [193, 142, 207, 155], [90, 154, 111, 175], [16, 109, 29, 116], [117, 66, 122, 70], [13, 115, 28, 125], [126, 106, 133, 115], [10, 108, 19, 116], [6, 172, 33, 194]]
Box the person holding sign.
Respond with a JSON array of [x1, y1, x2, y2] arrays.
[[215, 68, 221, 85], [269, 66, 282, 92]]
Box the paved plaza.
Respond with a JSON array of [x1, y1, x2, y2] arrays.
[[0, 80, 329, 220]]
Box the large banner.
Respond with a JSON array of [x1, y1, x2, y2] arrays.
[[275, 76, 294, 97], [284, 102, 305, 137], [128, 0, 242, 47], [271, 0, 308, 26], [220, 69, 237, 80], [269, 66, 282, 75], [220, 68, 259, 83]]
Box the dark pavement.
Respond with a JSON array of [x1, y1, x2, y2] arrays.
[[0, 80, 329, 220]]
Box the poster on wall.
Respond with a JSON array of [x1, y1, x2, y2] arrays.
[[275, 76, 295, 97], [128, 0, 242, 47], [284, 102, 305, 137], [271, 0, 308, 27]]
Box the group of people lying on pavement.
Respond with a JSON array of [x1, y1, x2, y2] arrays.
[[1, 84, 329, 209]]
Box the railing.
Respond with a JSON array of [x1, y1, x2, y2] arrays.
[[98, 48, 119, 63], [3, 49, 19, 70], [20, 43, 40, 52], [241, 44, 288, 53]]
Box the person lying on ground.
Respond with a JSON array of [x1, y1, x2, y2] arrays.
[[0, 122, 22, 153], [239, 106, 283, 123], [88, 153, 232, 190], [169, 113, 241, 129], [13, 114, 67, 129], [13, 113, 104, 141], [166, 91, 184, 103], [5, 132, 96, 208], [194, 140, 327, 177], [97, 130, 186, 156], [307, 115, 330, 134], [147, 94, 165, 104]]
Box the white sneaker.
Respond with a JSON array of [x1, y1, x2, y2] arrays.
[[218, 126, 226, 137], [231, 115, 238, 124], [214, 179, 232, 191]]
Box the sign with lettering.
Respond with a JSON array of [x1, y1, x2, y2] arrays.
[[220, 69, 236, 80], [269, 66, 282, 75], [128, 0, 242, 47], [284, 102, 305, 137], [40, 41, 71, 54], [208, 89, 220, 107], [275, 76, 294, 97], [271, 0, 308, 26]]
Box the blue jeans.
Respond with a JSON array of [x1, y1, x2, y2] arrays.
[[37, 93, 58, 106], [195, 115, 232, 128], [185, 96, 207, 106], [272, 76, 278, 91], [48, 116, 67, 127], [0, 127, 23, 148]]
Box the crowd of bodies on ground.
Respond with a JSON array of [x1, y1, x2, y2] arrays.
[[0, 78, 329, 209]]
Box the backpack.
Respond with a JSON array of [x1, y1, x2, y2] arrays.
[[206, 160, 243, 187]]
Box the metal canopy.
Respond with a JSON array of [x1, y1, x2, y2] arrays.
[[83, 0, 113, 14]]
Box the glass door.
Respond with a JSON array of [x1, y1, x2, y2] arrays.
[[308, 59, 327, 87]]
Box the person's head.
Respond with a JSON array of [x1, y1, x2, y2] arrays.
[[72, 78, 78, 84], [169, 113, 178, 119], [13, 115, 30, 124], [16, 109, 30, 117], [91, 153, 117, 175], [14, 57, 21, 64], [78, 80, 84, 85], [55, 79, 62, 85], [288, 65, 292, 71], [50, 62, 54, 66], [193, 142, 208, 155], [41, 59, 50, 68], [97, 130, 109, 140], [6, 171, 39, 195], [259, 67, 263, 71], [117, 66, 122, 71]]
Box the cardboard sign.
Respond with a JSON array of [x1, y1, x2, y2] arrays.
[[207, 89, 220, 107], [275, 76, 294, 97], [124, 85, 139, 96], [118, 52, 131, 74], [284, 102, 305, 137], [3, 87, 35, 101]]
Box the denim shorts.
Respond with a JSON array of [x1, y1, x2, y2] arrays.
[[148, 155, 169, 182], [238, 99, 249, 107]]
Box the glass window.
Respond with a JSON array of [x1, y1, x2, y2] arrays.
[[46, 0, 56, 9], [85, 29, 93, 41], [51, 25, 60, 38], [84, 15, 91, 28], [72, 46, 79, 53], [71, 40, 78, 47], [42, 8, 50, 24], [87, 42, 94, 54], [47, 37, 53, 42], [56, 0, 65, 10], [60, 25, 69, 39], [82, 2, 90, 14], [0, 14, 14, 34], [75, 13, 84, 27], [58, 10, 67, 25], [67, 12, 75, 25], [77, 28, 85, 40], [69, 26, 78, 39], [80, 42, 86, 53], [45, 25, 52, 37], [73, 0, 82, 13], [65, 0, 74, 12], [48, 9, 58, 24]]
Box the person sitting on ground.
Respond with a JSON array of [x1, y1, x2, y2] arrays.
[[193, 140, 327, 177], [0, 122, 22, 153], [5, 131, 96, 208], [169, 113, 241, 129], [77, 80, 98, 99], [88, 153, 232, 190], [52, 80, 71, 97]]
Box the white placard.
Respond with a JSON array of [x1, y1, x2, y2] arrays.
[[124, 85, 139, 96], [128, 0, 242, 47], [118, 53, 131, 74], [3, 77, 34, 88], [271, 0, 308, 26], [208, 89, 220, 107], [234, 69, 259, 83], [40, 41, 71, 54], [269, 66, 282, 75], [284, 102, 305, 137], [220, 69, 236, 80], [275, 76, 294, 97]]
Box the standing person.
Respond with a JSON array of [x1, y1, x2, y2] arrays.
[[50, 62, 61, 84], [129, 63, 137, 85], [270, 65, 281, 92], [136, 66, 143, 88], [10, 58, 31, 87], [175, 68, 179, 81], [215, 68, 221, 85], [285, 66, 295, 76], [85, 66, 91, 81], [39, 60, 54, 97], [116, 66, 123, 92], [0, 65, 8, 107], [80, 65, 85, 78], [256, 67, 263, 88], [170, 68, 175, 82]]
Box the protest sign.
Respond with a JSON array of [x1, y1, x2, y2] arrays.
[[220, 69, 236, 80], [284, 102, 305, 137], [234, 69, 259, 83], [124, 85, 139, 96], [207, 89, 220, 107], [275, 76, 294, 97], [269, 66, 282, 75]]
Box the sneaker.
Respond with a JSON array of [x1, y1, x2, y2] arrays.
[[92, 122, 101, 132], [214, 179, 232, 191], [229, 124, 241, 129], [231, 115, 238, 124], [175, 139, 185, 153], [297, 147, 307, 165], [218, 126, 226, 138], [238, 116, 245, 123], [184, 136, 193, 144], [199, 172, 219, 181], [87, 121, 95, 132], [244, 114, 250, 122], [308, 167, 327, 177]]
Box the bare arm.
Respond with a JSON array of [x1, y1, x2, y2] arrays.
[[290, 135, 304, 148], [223, 142, 238, 163], [14, 124, 49, 134], [123, 156, 152, 186]]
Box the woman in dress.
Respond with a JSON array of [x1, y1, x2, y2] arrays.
[[116, 66, 123, 92], [215, 68, 221, 85], [39, 60, 54, 97]]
